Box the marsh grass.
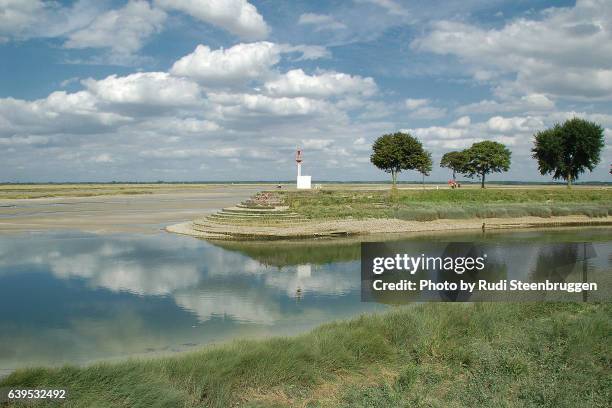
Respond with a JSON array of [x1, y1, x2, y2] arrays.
[[1, 303, 609, 407], [281, 189, 612, 221]]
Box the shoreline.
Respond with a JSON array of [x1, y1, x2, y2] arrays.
[[2, 303, 608, 406], [166, 215, 612, 240]]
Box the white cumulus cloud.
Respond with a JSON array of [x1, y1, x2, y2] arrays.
[[171, 42, 279, 85], [155, 0, 268, 40], [82, 72, 201, 107], [0, 0, 101, 39], [208, 92, 332, 117], [412, 0, 612, 100], [264, 69, 377, 98], [64, 0, 166, 56]]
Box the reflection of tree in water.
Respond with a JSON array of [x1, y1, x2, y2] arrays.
[[531, 243, 582, 283], [210, 239, 360, 267], [531, 243, 599, 302], [435, 243, 507, 302]]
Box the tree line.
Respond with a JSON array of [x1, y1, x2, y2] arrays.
[[370, 117, 605, 188]]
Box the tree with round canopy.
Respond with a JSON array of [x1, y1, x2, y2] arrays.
[[370, 132, 431, 189], [532, 118, 604, 188], [462, 141, 511, 188], [440, 151, 467, 180]]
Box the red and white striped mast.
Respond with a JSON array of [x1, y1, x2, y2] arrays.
[[295, 148, 303, 179]]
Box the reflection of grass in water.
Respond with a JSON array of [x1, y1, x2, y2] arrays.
[[212, 239, 360, 267], [1, 303, 608, 407], [476, 227, 612, 243], [214, 229, 612, 267], [281, 189, 612, 221]]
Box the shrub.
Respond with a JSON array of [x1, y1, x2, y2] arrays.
[[484, 206, 509, 218], [460, 205, 480, 219], [474, 206, 509, 218], [505, 206, 529, 218], [413, 209, 439, 221], [580, 206, 608, 218], [527, 206, 552, 218], [437, 207, 469, 219], [394, 208, 439, 221], [551, 206, 572, 216]]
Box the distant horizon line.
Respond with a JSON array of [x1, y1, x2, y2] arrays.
[[2, 180, 611, 185]]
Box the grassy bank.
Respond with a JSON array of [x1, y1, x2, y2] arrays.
[[283, 188, 612, 221], [2, 303, 609, 407]]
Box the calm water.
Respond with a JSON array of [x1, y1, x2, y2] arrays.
[[0, 228, 610, 374]]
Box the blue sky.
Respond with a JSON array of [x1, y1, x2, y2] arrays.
[[1, 0, 610, 182]]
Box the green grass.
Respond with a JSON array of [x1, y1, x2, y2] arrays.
[[281, 188, 612, 221], [2, 303, 609, 407]]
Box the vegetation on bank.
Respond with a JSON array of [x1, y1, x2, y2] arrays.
[[371, 118, 605, 188], [370, 133, 432, 188], [2, 303, 609, 407], [532, 118, 606, 187], [283, 188, 612, 221]]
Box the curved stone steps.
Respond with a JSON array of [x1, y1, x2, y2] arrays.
[[189, 191, 316, 235], [196, 218, 310, 227], [238, 200, 283, 207], [203, 220, 310, 227], [217, 210, 298, 216], [211, 212, 301, 220], [235, 206, 279, 211], [195, 214, 310, 225], [189, 225, 321, 240], [223, 205, 290, 213]]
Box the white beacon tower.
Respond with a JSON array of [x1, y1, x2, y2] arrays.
[[295, 148, 311, 189]]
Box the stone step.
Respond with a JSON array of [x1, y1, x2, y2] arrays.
[[201, 219, 310, 226], [237, 204, 280, 210], [215, 212, 300, 218], [194, 218, 310, 228], [225, 205, 289, 213], [198, 215, 308, 222], [191, 226, 300, 239], [220, 209, 294, 216]]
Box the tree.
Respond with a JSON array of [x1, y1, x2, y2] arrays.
[[462, 141, 511, 188], [440, 151, 467, 180], [415, 151, 432, 187], [532, 118, 604, 188], [370, 132, 429, 188]]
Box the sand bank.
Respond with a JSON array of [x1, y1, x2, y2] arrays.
[[166, 215, 612, 240], [0, 185, 263, 234]]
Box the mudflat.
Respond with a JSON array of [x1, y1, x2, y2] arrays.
[[0, 184, 264, 234]]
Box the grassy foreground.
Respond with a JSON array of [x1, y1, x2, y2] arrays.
[[2, 303, 609, 407], [283, 188, 612, 221]]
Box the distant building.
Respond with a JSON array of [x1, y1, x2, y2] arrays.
[[295, 148, 311, 189]]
